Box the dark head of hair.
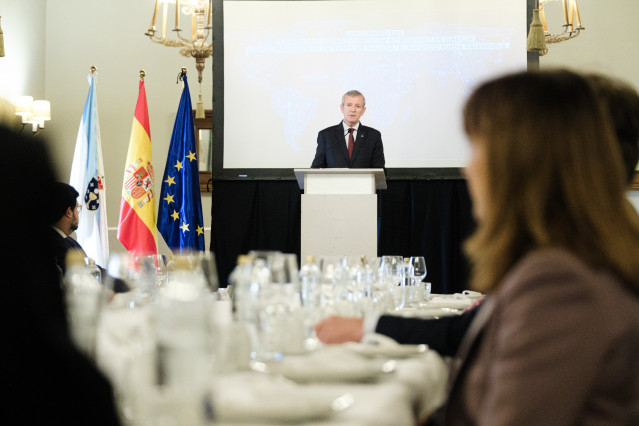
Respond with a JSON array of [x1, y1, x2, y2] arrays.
[[462, 69, 639, 293], [584, 73, 639, 184], [49, 182, 79, 225]]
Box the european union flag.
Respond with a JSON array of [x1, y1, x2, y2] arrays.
[[157, 72, 205, 252]]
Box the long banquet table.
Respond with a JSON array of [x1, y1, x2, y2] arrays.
[[95, 292, 478, 425]]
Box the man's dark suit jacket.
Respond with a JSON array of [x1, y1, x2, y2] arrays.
[[49, 227, 129, 293], [311, 121, 385, 169], [376, 305, 479, 357]]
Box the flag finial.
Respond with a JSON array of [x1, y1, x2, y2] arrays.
[[139, 70, 146, 80], [177, 67, 187, 83], [90, 66, 97, 74]]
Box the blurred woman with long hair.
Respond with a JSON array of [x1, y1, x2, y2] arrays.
[[441, 69, 639, 425]]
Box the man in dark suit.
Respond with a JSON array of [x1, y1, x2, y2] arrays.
[[311, 90, 385, 169], [49, 182, 129, 293], [49, 182, 86, 271]]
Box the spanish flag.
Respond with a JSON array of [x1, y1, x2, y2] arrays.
[[117, 75, 158, 255]]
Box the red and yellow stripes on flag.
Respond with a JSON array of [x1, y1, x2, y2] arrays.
[[117, 79, 158, 255]]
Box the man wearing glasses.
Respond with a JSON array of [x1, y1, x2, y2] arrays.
[[49, 183, 85, 261], [48, 182, 128, 293]]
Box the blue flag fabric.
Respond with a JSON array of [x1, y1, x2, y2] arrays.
[[157, 74, 205, 252]]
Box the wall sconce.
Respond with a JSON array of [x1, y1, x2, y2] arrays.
[[527, 0, 584, 56], [15, 96, 51, 135]]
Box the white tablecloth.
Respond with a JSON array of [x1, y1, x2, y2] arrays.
[[96, 297, 450, 425], [210, 347, 448, 425]]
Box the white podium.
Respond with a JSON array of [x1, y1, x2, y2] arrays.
[[294, 168, 386, 261]]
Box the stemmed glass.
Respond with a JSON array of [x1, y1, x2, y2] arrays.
[[407, 256, 427, 307]]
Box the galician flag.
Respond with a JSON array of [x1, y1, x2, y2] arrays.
[[157, 71, 205, 252], [118, 76, 158, 255], [69, 69, 109, 268]]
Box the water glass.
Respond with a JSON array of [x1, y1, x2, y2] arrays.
[[379, 256, 405, 309], [406, 256, 427, 307], [256, 283, 305, 360], [268, 253, 299, 285]]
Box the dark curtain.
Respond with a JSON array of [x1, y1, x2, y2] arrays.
[[210, 180, 475, 294], [377, 180, 476, 294]]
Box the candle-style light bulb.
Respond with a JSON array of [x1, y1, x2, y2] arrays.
[[568, 0, 574, 31], [150, 0, 160, 29], [539, 2, 548, 33], [162, 2, 168, 38], [175, 0, 180, 29], [573, 0, 582, 28], [0, 16, 5, 57]]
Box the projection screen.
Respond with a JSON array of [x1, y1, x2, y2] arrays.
[[212, 0, 528, 178]]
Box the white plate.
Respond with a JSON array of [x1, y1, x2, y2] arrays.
[[269, 349, 395, 383], [425, 297, 473, 310], [345, 341, 427, 359], [396, 306, 462, 318]]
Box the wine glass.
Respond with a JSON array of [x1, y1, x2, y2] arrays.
[[408, 256, 427, 284], [407, 256, 427, 307]]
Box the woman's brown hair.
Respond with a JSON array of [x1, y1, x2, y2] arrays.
[[463, 70, 639, 293]]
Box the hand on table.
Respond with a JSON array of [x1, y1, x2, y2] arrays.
[[314, 315, 364, 344]]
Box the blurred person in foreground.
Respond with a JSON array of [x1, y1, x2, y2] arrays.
[[315, 72, 639, 359], [320, 70, 639, 425], [1, 118, 121, 425]]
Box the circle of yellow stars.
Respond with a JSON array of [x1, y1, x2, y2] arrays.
[[161, 151, 204, 236]]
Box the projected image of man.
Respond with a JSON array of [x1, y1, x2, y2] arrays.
[[311, 90, 385, 169]]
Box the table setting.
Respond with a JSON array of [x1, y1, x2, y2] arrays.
[[394, 290, 483, 319], [71, 251, 462, 425]]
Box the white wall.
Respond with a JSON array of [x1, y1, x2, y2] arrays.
[[0, 0, 47, 102], [538, 0, 639, 208], [539, 0, 639, 90], [42, 0, 213, 256]]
